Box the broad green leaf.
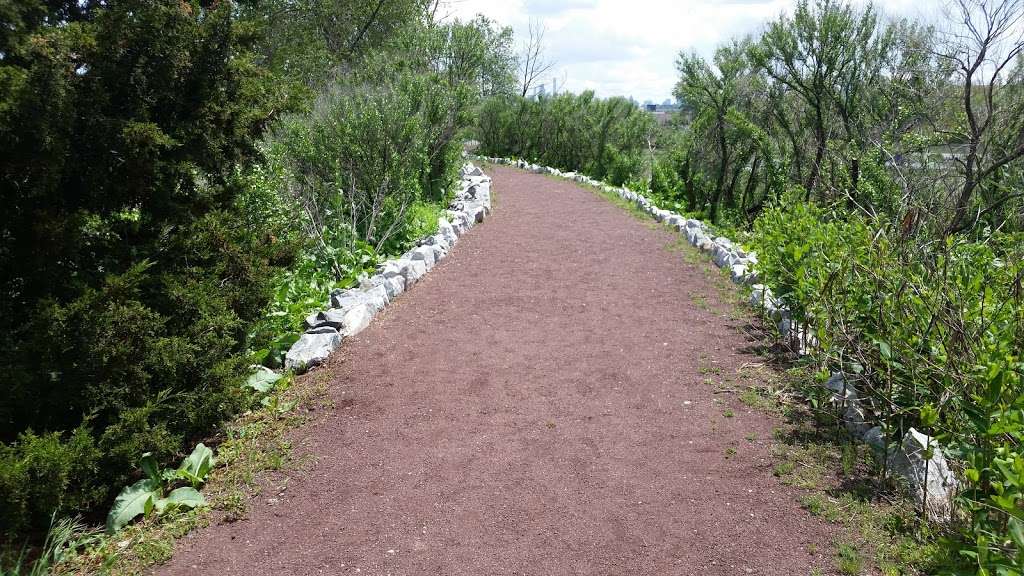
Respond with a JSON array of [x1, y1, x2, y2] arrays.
[[1009, 517, 1024, 551], [106, 478, 161, 533], [154, 487, 206, 515], [177, 443, 215, 486], [246, 367, 282, 393], [140, 452, 160, 482]]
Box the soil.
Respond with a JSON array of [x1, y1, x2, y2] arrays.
[[155, 165, 838, 575]]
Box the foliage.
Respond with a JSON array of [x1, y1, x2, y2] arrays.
[[0, 0, 284, 542], [106, 445, 214, 534], [752, 198, 1024, 574], [0, 515, 97, 576], [0, 0, 515, 556], [475, 91, 656, 186]]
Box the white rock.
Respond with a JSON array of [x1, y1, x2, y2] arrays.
[[713, 246, 735, 268], [362, 274, 404, 300], [401, 259, 427, 286], [438, 218, 457, 245], [410, 245, 436, 270], [730, 264, 748, 283], [329, 288, 361, 310], [749, 284, 773, 308], [343, 303, 374, 336], [305, 308, 345, 330], [285, 330, 343, 372], [887, 428, 958, 522], [362, 284, 390, 310]]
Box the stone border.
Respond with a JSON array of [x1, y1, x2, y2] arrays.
[[280, 162, 493, 373], [477, 156, 956, 521]]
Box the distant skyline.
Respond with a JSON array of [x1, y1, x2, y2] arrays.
[[441, 0, 938, 102]]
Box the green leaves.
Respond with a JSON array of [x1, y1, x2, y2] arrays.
[[106, 478, 162, 534], [154, 487, 206, 515], [246, 367, 282, 393], [106, 444, 215, 533], [176, 443, 215, 487]]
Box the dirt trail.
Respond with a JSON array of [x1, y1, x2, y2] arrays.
[[157, 165, 837, 575]]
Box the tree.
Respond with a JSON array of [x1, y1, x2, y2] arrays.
[[750, 0, 882, 201], [674, 43, 748, 222], [939, 0, 1024, 235], [518, 19, 554, 98], [0, 0, 283, 536]]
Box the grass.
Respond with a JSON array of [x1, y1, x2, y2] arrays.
[[837, 543, 864, 575], [740, 365, 953, 575], [50, 371, 333, 575]]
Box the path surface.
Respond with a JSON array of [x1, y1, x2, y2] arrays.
[[158, 165, 836, 575]]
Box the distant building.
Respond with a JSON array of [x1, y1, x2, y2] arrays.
[[644, 101, 681, 125]]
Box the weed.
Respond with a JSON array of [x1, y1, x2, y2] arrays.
[[837, 543, 863, 575]]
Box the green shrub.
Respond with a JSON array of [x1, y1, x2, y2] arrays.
[[475, 91, 654, 185], [0, 430, 100, 542], [752, 201, 1024, 573]]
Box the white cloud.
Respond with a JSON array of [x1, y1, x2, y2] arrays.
[[441, 0, 941, 102]]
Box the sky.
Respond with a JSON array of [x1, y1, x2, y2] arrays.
[[440, 0, 940, 103]]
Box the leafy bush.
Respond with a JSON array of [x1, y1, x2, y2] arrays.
[[475, 91, 655, 186], [0, 0, 514, 557], [752, 200, 1024, 573], [0, 430, 100, 541]]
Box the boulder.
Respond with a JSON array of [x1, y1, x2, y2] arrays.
[[305, 308, 346, 330], [712, 246, 735, 268], [410, 245, 436, 270], [438, 218, 457, 245], [778, 318, 793, 339], [749, 284, 774, 309], [401, 259, 427, 286], [467, 204, 486, 223], [338, 302, 374, 336], [730, 264, 748, 283], [887, 428, 957, 522], [362, 284, 390, 311], [425, 233, 450, 251], [361, 274, 404, 300], [429, 244, 445, 263], [330, 288, 366, 310], [305, 325, 339, 335], [284, 330, 343, 372]]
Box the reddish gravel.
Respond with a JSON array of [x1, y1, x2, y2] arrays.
[[156, 165, 838, 576]]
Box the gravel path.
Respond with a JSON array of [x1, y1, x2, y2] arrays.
[[157, 165, 837, 575]]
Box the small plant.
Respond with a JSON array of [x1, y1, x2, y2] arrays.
[[724, 447, 737, 458], [106, 444, 215, 534], [723, 409, 735, 418], [837, 543, 863, 575], [0, 515, 96, 576]]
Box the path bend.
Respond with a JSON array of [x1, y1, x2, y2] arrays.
[[157, 165, 836, 576]]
